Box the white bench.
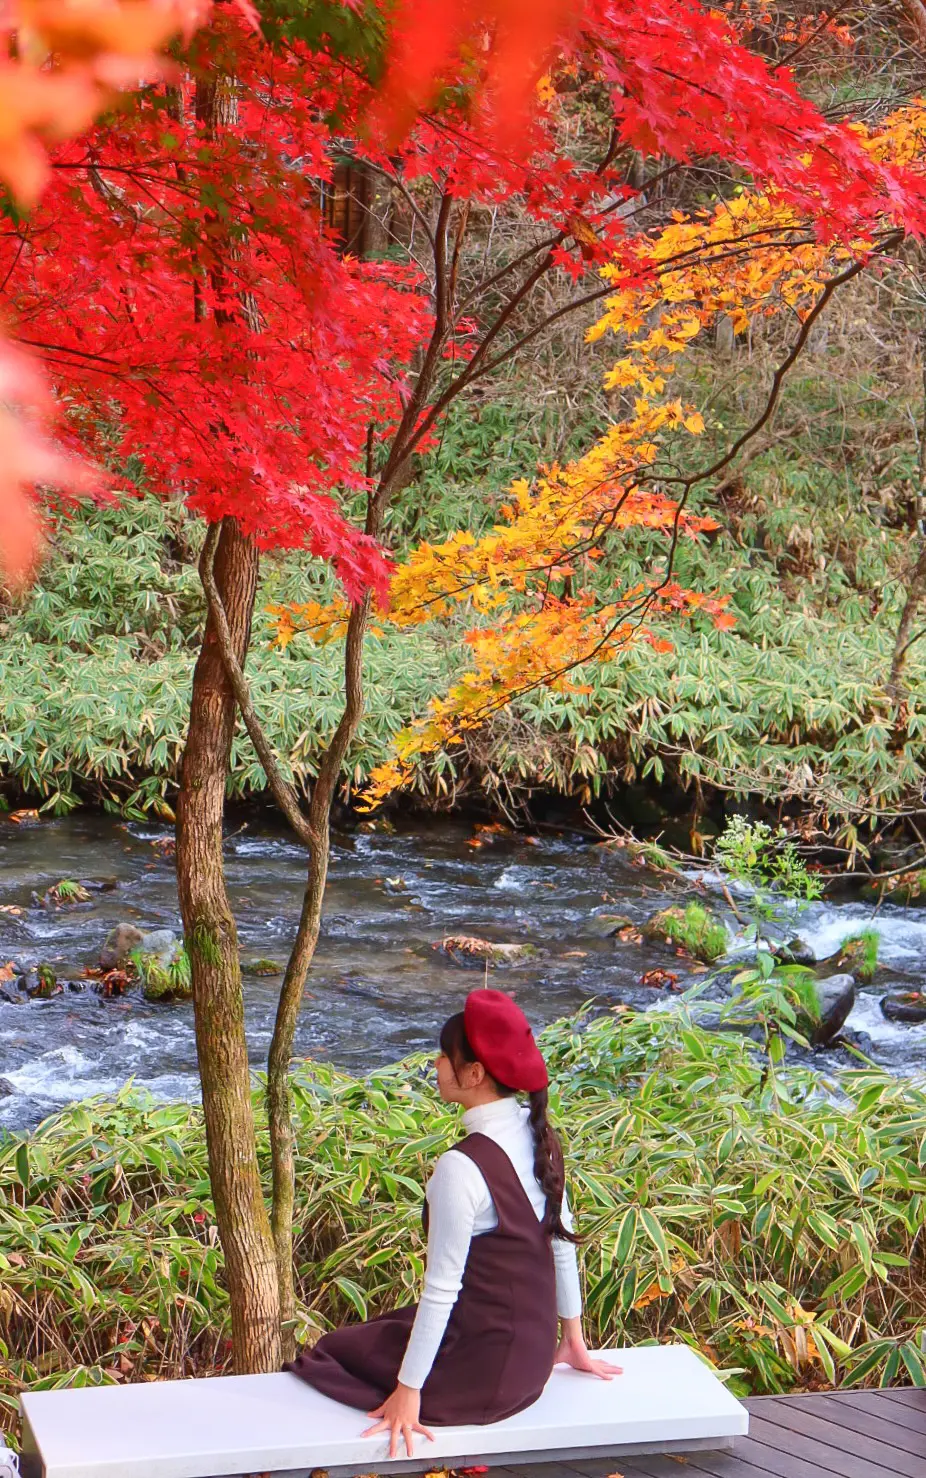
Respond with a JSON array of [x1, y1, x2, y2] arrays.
[[20, 1345, 748, 1478]]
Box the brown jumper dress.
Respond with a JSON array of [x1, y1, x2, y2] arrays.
[[286, 1133, 559, 1425]]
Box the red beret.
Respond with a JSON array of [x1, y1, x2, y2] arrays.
[[464, 989, 548, 1093]]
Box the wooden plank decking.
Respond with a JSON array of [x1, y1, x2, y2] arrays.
[[497, 1389, 926, 1478]]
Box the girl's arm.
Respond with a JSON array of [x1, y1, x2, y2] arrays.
[[552, 1185, 582, 1320], [553, 1186, 621, 1380]]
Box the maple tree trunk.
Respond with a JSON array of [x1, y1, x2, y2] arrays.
[[176, 516, 281, 1373]]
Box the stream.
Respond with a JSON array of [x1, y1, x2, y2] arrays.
[[0, 811, 925, 1130]]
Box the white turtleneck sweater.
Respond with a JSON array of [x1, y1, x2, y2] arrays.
[[397, 1096, 583, 1391]]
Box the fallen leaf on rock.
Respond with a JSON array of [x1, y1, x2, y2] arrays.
[[561, 950, 587, 958], [98, 969, 132, 997], [8, 809, 38, 825], [616, 926, 644, 944], [640, 968, 679, 990], [0, 905, 22, 915], [0, 962, 14, 982]]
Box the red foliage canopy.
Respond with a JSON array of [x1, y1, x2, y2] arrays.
[[4, 0, 926, 598]]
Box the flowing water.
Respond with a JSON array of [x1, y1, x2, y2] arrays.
[[0, 812, 924, 1129]]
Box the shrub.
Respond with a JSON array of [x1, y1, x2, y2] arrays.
[[1, 1008, 924, 1440]]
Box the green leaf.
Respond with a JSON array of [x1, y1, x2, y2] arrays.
[[639, 1208, 670, 1268]]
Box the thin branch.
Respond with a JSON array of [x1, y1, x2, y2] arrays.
[[388, 240, 892, 754], [199, 519, 314, 847]]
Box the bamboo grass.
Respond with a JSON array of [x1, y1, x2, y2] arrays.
[[0, 1008, 924, 1447]]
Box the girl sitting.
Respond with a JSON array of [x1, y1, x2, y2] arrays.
[[287, 988, 619, 1456]]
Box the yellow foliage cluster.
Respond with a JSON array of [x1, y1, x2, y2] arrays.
[[273, 101, 926, 807]]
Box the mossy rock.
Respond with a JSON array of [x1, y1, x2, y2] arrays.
[[135, 946, 192, 1003], [640, 903, 727, 963], [42, 880, 91, 908], [439, 935, 538, 968], [827, 930, 880, 984], [242, 958, 285, 977], [28, 965, 61, 999], [595, 838, 680, 874]]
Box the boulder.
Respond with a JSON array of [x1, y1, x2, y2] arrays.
[[586, 914, 634, 940], [138, 929, 177, 969], [640, 903, 727, 964], [142, 971, 187, 1003], [438, 935, 537, 968], [242, 958, 285, 976], [0, 1078, 15, 1097], [684, 1001, 765, 1042], [100, 923, 144, 971], [881, 991, 926, 1025], [809, 973, 856, 1046], [775, 937, 816, 968]]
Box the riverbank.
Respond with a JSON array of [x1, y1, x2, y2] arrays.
[[0, 1007, 924, 1441]]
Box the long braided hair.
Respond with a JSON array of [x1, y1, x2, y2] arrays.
[[439, 1011, 579, 1244]]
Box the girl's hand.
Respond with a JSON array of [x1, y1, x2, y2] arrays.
[[363, 1382, 435, 1458], [555, 1319, 622, 1380]]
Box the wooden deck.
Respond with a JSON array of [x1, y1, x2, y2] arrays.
[[498, 1388, 926, 1478]]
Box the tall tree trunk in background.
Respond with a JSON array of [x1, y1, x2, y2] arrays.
[[176, 517, 282, 1372], [887, 541, 926, 708], [888, 315, 926, 710]]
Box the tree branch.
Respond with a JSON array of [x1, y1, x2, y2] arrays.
[[199, 519, 314, 847]]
